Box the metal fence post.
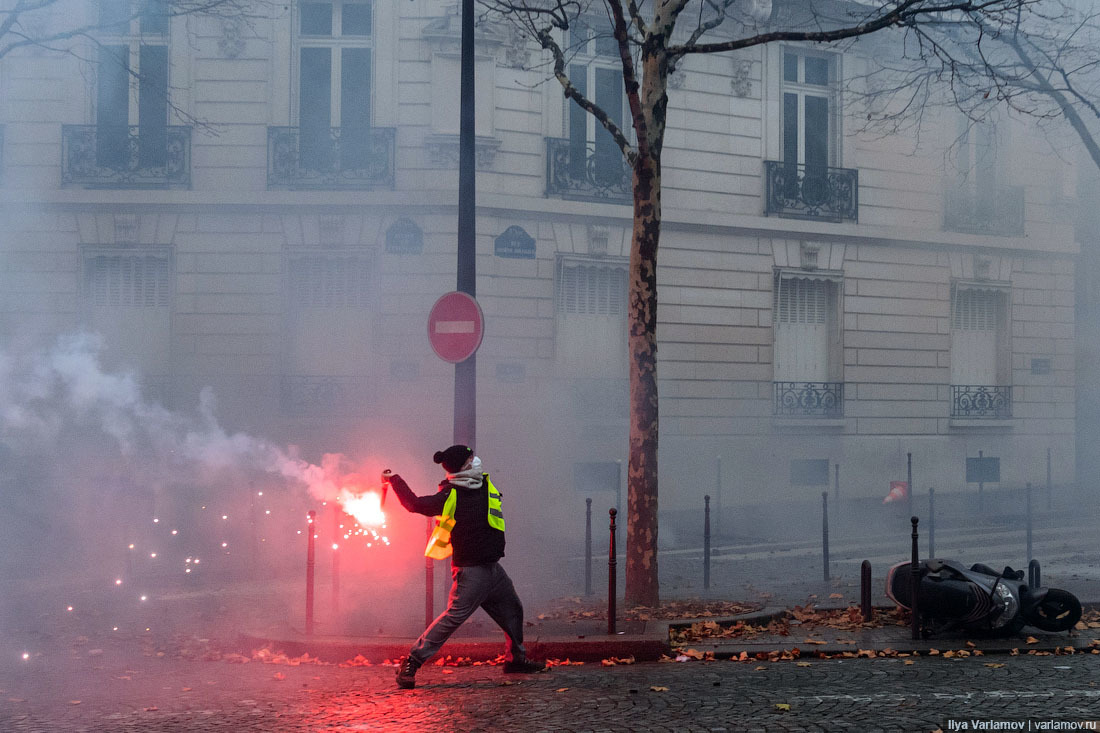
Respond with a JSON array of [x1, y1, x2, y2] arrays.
[[306, 510, 316, 635], [822, 491, 830, 583], [585, 498, 592, 596], [1046, 447, 1053, 511], [1029, 559, 1041, 590], [608, 508, 617, 635], [1026, 481, 1033, 564], [928, 487, 935, 559], [907, 452, 913, 518], [860, 560, 872, 623], [910, 516, 920, 640], [704, 495, 711, 591]]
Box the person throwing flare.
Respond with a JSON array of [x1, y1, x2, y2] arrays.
[[384, 444, 547, 689]]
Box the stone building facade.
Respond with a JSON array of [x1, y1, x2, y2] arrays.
[[0, 0, 1080, 540]]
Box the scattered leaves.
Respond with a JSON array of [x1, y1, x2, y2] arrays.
[[775, 703, 791, 712], [650, 686, 669, 692]]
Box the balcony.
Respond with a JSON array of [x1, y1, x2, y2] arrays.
[[763, 161, 858, 223], [62, 125, 191, 188], [774, 381, 844, 418], [267, 126, 395, 190], [545, 137, 631, 204], [944, 185, 1025, 236], [951, 385, 1012, 418]]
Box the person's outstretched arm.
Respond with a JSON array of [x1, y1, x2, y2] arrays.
[[386, 473, 447, 517]]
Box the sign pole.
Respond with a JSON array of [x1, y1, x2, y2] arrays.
[[455, 0, 476, 447]]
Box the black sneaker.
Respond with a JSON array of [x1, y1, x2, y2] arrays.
[[396, 657, 420, 689], [502, 659, 547, 674]]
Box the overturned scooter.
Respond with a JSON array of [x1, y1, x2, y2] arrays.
[[886, 559, 1082, 638]]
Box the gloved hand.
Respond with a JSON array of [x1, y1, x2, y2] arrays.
[[381, 469, 394, 484]]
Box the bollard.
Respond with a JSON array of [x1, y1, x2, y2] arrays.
[[1026, 482, 1033, 564], [306, 510, 316, 635], [608, 508, 617, 635], [860, 560, 872, 623], [704, 495, 711, 591], [585, 498, 593, 596], [928, 487, 936, 559], [715, 457, 723, 539], [1029, 559, 1041, 590], [821, 491, 830, 583], [910, 516, 921, 640], [907, 452, 913, 518], [425, 518, 435, 629], [332, 505, 341, 620], [978, 450, 985, 512], [834, 463, 840, 502], [1047, 447, 1053, 512]]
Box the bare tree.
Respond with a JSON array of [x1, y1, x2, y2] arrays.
[[480, 0, 1040, 606]]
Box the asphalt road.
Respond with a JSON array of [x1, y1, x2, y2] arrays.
[[2, 638, 1098, 732]]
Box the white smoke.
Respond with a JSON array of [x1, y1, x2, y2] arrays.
[[0, 332, 341, 499]]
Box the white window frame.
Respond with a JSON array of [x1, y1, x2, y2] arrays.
[[778, 47, 840, 168], [94, 1, 169, 126], [293, 0, 374, 130], [950, 281, 1011, 387]]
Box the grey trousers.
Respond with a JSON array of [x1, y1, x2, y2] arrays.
[[408, 561, 526, 666]]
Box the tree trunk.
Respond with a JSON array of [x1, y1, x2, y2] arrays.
[[625, 150, 661, 608]]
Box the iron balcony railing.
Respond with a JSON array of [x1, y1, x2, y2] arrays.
[[545, 137, 631, 203], [943, 185, 1025, 236], [951, 385, 1012, 418], [267, 127, 395, 190], [62, 125, 191, 188], [774, 381, 844, 418], [764, 161, 859, 223]]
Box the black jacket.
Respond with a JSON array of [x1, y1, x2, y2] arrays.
[[388, 473, 506, 567]]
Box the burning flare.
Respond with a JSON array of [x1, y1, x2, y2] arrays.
[[339, 488, 386, 527]]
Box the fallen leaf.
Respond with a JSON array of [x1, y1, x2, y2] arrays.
[[904, 660, 914, 666], [272, 672, 286, 681], [441, 669, 454, 674], [796, 662, 811, 667], [775, 703, 791, 711], [985, 663, 1005, 668], [555, 688, 569, 693], [650, 686, 669, 692], [755, 665, 768, 671], [143, 706, 158, 712], [69, 701, 81, 705], [1026, 636, 1039, 645], [828, 593, 844, 599]]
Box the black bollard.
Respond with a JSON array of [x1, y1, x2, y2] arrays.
[[910, 516, 921, 640], [306, 510, 316, 635], [1029, 559, 1041, 590], [860, 560, 872, 623], [425, 519, 434, 629], [585, 498, 593, 596], [1026, 482, 1033, 564], [1047, 447, 1053, 511], [835, 463, 840, 502], [704, 495, 711, 591], [928, 487, 935, 559], [822, 492, 830, 583], [608, 508, 617, 635], [907, 452, 913, 518]]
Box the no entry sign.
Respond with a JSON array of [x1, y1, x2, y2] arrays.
[[427, 291, 484, 363]]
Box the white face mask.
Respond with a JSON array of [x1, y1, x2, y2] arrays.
[[469, 455, 482, 471]]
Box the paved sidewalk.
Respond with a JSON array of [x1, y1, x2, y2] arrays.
[[237, 603, 1100, 665]]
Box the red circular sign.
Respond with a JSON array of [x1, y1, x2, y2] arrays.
[[427, 291, 484, 363]]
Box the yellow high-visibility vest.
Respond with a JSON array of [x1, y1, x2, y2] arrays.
[[424, 475, 505, 559]]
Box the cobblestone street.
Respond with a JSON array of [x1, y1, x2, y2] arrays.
[[3, 638, 1098, 732]]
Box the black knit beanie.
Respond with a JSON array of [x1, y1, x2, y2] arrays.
[[433, 444, 473, 473]]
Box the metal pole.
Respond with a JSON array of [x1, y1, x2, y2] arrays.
[[331, 504, 341, 621], [907, 452, 913, 518], [821, 491, 830, 583], [306, 510, 316, 635], [425, 518, 435, 628], [860, 560, 872, 623], [928, 487, 936, 559], [584, 498, 592, 596], [715, 457, 722, 539], [608, 508, 617, 635], [1047, 447, 1053, 511], [910, 516, 920, 640], [703, 495, 711, 591], [978, 450, 984, 512], [453, 0, 477, 447], [1028, 559, 1041, 590], [834, 462, 840, 502], [1026, 481, 1033, 564]]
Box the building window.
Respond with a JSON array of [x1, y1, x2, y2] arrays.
[[772, 271, 843, 417], [81, 246, 172, 389], [283, 252, 374, 415], [781, 49, 836, 169], [95, 0, 169, 170], [950, 284, 1011, 418], [555, 256, 628, 396], [297, 0, 373, 172], [944, 119, 1024, 235]]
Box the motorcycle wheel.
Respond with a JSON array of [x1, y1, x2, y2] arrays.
[[1027, 589, 1082, 632]]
